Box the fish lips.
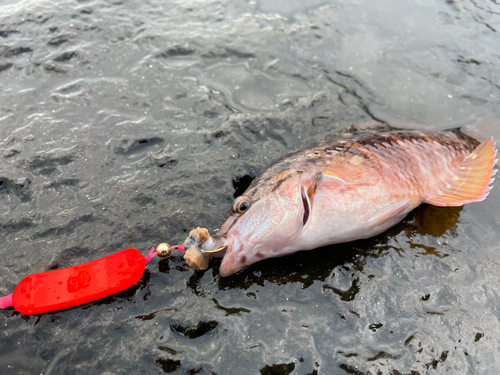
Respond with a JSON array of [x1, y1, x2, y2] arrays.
[[219, 238, 248, 277], [219, 251, 239, 277]]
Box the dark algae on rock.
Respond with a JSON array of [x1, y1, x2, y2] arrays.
[[1, 0, 500, 374]]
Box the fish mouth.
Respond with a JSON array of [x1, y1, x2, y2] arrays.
[[219, 251, 236, 277], [187, 233, 245, 276], [219, 249, 244, 277], [219, 238, 249, 277], [220, 252, 245, 277]]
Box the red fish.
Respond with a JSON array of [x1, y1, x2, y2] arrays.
[[207, 129, 496, 276]]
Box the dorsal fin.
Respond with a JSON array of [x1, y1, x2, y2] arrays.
[[426, 138, 497, 207]]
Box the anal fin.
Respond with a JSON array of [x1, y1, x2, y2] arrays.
[[426, 138, 497, 207]]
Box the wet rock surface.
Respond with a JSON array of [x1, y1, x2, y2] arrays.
[[0, 0, 499, 373]]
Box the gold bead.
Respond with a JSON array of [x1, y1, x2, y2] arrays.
[[156, 243, 171, 259]]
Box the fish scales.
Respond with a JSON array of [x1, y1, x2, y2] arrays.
[[209, 129, 496, 276], [246, 131, 476, 203]]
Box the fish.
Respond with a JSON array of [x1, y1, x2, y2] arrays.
[[204, 128, 497, 276]]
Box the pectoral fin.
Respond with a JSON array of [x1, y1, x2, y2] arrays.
[[426, 138, 497, 206]]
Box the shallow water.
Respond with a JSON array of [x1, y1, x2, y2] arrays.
[[1, 0, 500, 373]]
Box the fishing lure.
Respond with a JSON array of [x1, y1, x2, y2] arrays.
[[0, 245, 183, 315]]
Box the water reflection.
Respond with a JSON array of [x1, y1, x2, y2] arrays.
[[404, 204, 462, 238]]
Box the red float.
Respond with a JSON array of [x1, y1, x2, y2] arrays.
[[1, 248, 147, 315]]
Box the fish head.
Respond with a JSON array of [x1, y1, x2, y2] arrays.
[[216, 172, 307, 276]]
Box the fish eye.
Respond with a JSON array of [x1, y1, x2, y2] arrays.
[[238, 201, 249, 212], [232, 196, 252, 214]]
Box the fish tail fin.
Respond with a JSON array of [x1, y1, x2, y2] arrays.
[[426, 138, 497, 207]]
